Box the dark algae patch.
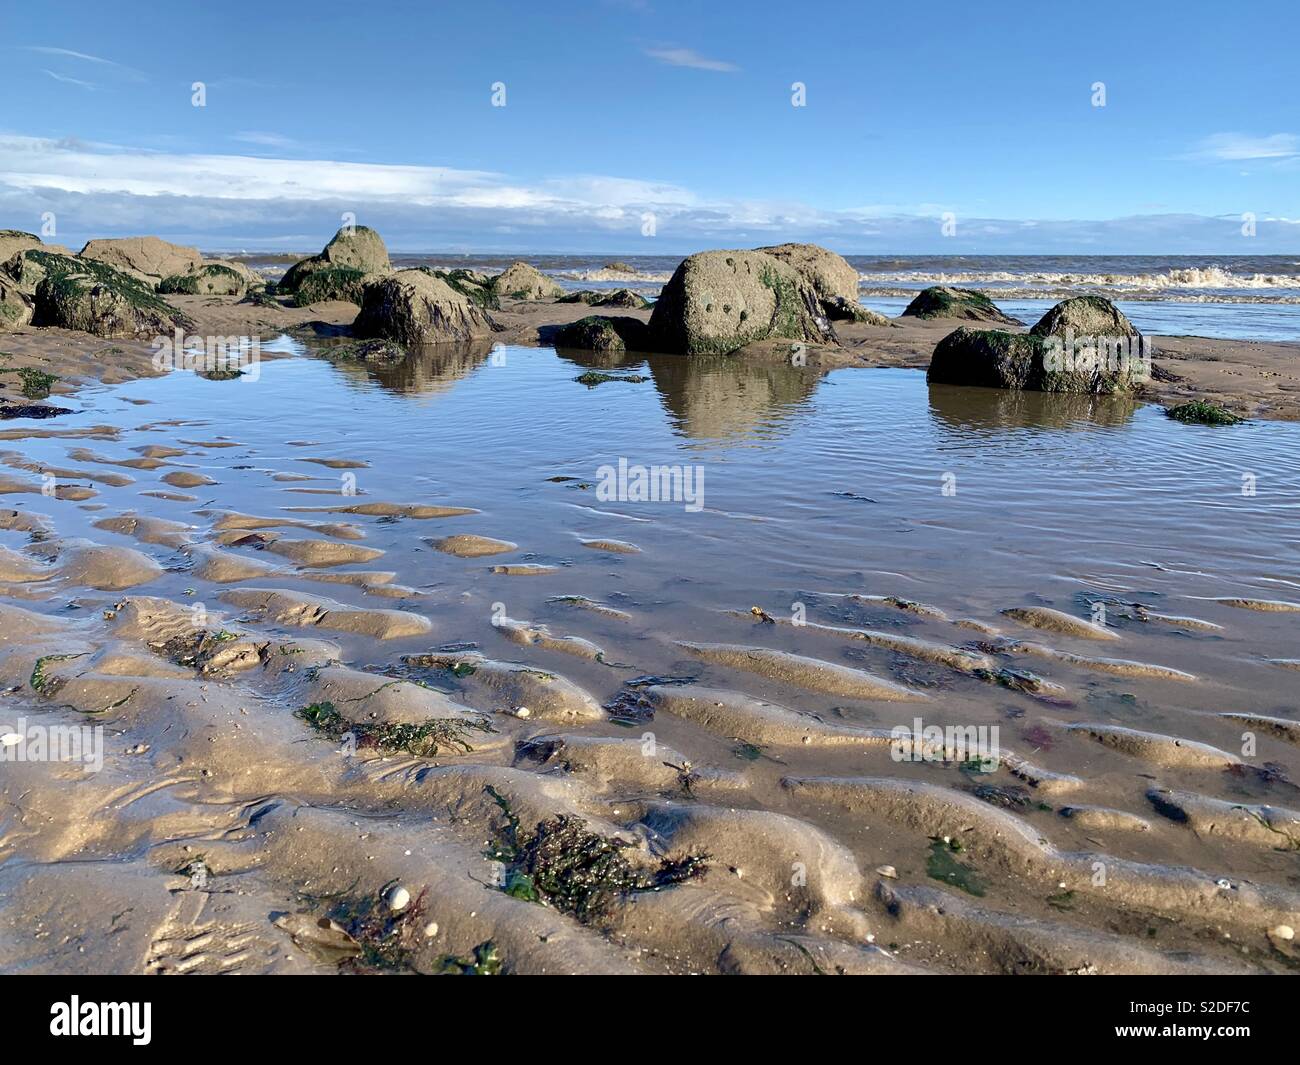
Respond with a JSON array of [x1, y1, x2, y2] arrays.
[[1165, 400, 1244, 425], [484, 785, 709, 923], [294, 700, 494, 757], [926, 837, 987, 897]]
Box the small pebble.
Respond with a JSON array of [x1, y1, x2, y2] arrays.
[[423, 921, 439, 938], [513, 706, 531, 719]]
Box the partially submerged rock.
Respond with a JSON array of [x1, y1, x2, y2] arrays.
[[647, 249, 836, 355], [927, 326, 1139, 393], [352, 269, 498, 345], [494, 261, 563, 300], [554, 315, 648, 352], [279, 226, 391, 294], [902, 286, 1018, 324], [80, 236, 203, 287]]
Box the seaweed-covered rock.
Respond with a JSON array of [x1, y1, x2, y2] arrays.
[[1030, 295, 1139, 339], [558, 288, 650, 310], [647, 249, 835, 355], [79, 236, 203, 287], [24, 251, 193, 337], [927, 327, 1138, 393], [1165, 401, 1243, 425], [757, 242, 859, 306], [494, 261, 563, 300], [352, 269, 497, 345], [420, 268, 499, 310], [554, 315, 648, 352], [279, 226, 391, 294], [902, 286, 1018, 325], [0, 278, 33, 332], [290, 267, 373, 307], [159, 263, 248, 297]]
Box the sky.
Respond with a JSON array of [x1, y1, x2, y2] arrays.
[[2, 0, 1298, 255]]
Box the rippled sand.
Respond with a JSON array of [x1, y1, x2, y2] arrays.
[[0, 340, 1297, 975]]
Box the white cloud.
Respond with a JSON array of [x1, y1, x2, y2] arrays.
[[22, 46, 147, 81], [42, 69, 97, 90], [1188, 132, 1299, 161], [644, 47, 738, 72]]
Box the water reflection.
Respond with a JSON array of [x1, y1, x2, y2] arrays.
[[644, 355, 822, 442], [926, 382, 1137, 433], [320, 339, 498, 397]]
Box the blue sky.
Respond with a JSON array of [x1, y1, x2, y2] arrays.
[[2, 0, 1298, 253]]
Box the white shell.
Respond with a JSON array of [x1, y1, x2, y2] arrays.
[[387, 885, 411, 912]]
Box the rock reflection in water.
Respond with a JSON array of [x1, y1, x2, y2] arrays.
[[926, 382, 1138, 433]]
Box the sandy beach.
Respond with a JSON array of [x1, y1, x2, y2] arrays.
[[1, 233, 1298, 980]]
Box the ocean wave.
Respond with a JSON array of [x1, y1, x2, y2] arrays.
[[560, 267, 673, 283], [858, 285, 1300, 305], [857, 265, 1300, 292]]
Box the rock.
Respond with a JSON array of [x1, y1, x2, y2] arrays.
[[352, 269, 498, 345], [757, 242, 859, 305], [494, 261, 563, 300], [420, 268, 499, 310], [927, 326, 1139, 394], [23, 251, 193, 337], [0, 230, 46, 265], [647, 249, 836, 355], [603, 261, 636, 274], [279, 225, 391, 294], [902, 286, 1019, 324], [558, 288, 650, 309], [822, 295, 889, 325], [79, 236, 203, 287], [554, 315, 647, 352], [1030, 296, 1138, 339], [158, 263, 248, 297], [289, 267, 373, 307], [0, 276, 33, 332]]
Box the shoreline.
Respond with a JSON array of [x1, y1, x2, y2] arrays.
[[5, 292, 1299, 421]]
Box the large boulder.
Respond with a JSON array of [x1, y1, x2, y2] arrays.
[[902, 286, 1018, 325], [646, 249, 835, 355], [757, 242, 857, 302], [159, 263, 248, 297], [279, 226, 391, 294], [352, 269, 497, 345], [15, 251, 193, 337], [926, 326, 1139, 394], [288, 267, 376, 307], [1030, 295, 1139, 339], [494, 261, 563, 300], [558, 288, 650, 310], [420, 268, 499, 310], [79, 237, 203, 287]]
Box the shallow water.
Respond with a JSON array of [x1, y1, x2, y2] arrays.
[[5, 339, 1299, 973]]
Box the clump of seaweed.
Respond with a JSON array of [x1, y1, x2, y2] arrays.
[[484, 785, 708, 923], [1165, 400, 1244, 425], [0, 366, 60, 398], [295, 700, 494, 757], [438, 940, 502, 975], [323, 879, 430, 973]]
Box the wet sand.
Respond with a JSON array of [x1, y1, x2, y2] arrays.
[[0, 291, 1298, 976]]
